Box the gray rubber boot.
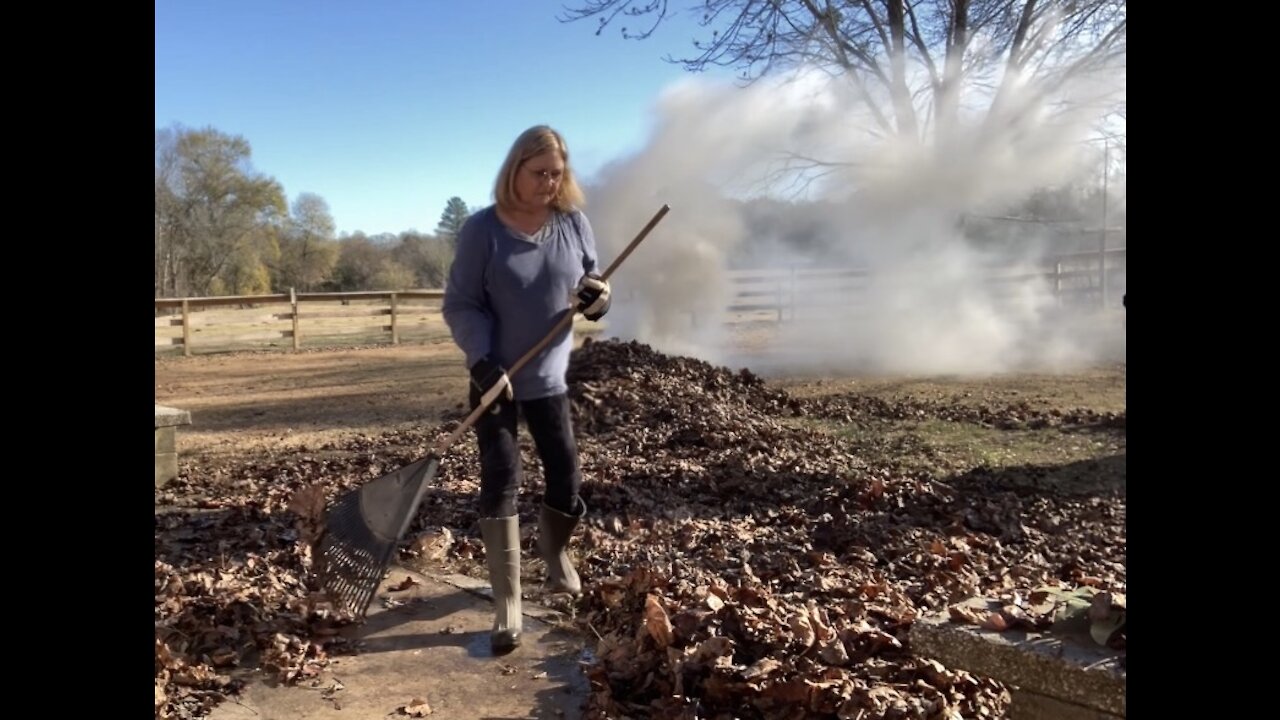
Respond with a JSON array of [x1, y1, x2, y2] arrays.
[[478, 516, 522, 653], [538, 500, 584, 595]]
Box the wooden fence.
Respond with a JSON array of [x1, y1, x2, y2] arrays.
[[154, 289, 445, 356], [726, 248, 1126, 321], [155, 249, 1125, 355]]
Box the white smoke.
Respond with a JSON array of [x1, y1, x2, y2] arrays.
[[582, 65, 1125, 376]]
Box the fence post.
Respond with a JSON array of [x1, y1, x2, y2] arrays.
[[1099, 250, 1108, 309], [181, 299, 191, 357], [390, 292, 399, 345], [1054, 261, 1063, 307], [290, 288, 301, 351]]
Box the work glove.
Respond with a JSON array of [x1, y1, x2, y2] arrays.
[[571, 272, 611, 321], [469, 356, 513, 413]]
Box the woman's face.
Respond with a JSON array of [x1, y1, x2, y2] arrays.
[[515, 151, 565, 209]]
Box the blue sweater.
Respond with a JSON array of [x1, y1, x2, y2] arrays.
[[443, 206, 599, 400]]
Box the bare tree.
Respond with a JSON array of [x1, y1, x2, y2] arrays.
[[155, 128, 182, 297], [330, 233, 423, 291], [332, 234, 385, 290], [561, 1, 1125, 147], [277, 193, 339, 291], [392, 231, 454, 288]]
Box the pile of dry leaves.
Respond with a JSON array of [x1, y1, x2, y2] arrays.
[[154, 338, 1125, 719]]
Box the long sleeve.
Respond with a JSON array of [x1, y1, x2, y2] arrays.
[[442, 216, 493, 369], [575, 211, 600, 275]]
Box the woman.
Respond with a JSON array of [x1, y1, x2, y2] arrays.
[[442, 125, 611, 654]]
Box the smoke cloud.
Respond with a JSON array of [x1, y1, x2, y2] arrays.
[[582, 65, 1125, 376]]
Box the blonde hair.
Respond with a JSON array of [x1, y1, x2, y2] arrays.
[[493, 125, 585, 213]]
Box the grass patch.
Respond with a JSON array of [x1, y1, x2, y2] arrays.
[[795, 416, 1124, 480]]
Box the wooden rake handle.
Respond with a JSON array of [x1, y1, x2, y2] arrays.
[[430, 203, 671, 456]]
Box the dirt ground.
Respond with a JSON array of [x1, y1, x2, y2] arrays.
[[155, 339, 469, 461], [154, 336, 1125, 466]]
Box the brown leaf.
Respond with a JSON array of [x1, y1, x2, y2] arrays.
[[644, 594, 674, 649], [387, 576, 421, 592], [837, 699, 866, 719], [742, 656, 782, 680], [210, 647, 238, 667], [818, 637, 849, 665], [400, 697, 433, 716], [948, 604, 986, 625], [693, 635, 734, 664], [287, 484, 327, 522], [598, 580, 625, 608], [789, 612, 816, 649], [409, 527, 454, 561], [763, 678, 812, 703], [1088, 591, 1114, 622], [867, 629, 902, 653], [981, 612, 1009, 631]]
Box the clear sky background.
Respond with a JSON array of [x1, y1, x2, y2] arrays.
[[155, 1, 718, 237]]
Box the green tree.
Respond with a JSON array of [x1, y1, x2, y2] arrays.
[[154, 125, 286, 296], [435, 197, 471, 249]]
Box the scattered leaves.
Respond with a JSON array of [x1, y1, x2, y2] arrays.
[[155, 338, 1125, 719]]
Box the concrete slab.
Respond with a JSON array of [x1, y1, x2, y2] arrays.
[[209, 564, 590, 720], [910, 597, 1125, 718], [156, 405, 192, 487], [156, 404, 192, 428]]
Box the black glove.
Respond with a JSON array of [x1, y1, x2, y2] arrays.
[[571, 272, 611, 321], [469, 356, 513, 412]]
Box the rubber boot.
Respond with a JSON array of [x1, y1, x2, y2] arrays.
[[479, 516, 522, 653], [538, 500, 584, 595]]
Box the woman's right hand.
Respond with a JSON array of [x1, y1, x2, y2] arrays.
[[469, 357, 513, 413]]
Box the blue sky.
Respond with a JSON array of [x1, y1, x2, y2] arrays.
[[155, 1, 718, 237]]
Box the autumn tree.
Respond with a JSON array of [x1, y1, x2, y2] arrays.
[[212, 225, 279, 295], [154, 125, 286, 296]]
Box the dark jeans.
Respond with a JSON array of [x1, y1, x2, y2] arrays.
[[472, 391, 582, 518]]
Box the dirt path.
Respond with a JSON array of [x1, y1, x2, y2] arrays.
[[155, 339, 1125, 464], [155, 339, 471, 461]]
